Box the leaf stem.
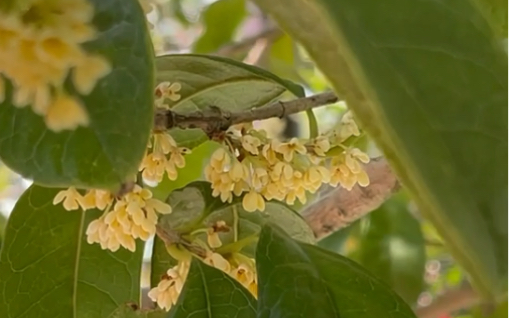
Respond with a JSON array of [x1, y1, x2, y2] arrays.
[[232, 205, 239, 242], [306, 109, 318, 138]]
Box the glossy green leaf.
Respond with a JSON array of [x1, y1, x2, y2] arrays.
[[193, 0, 246, 54], [348, 195, 426, 304], [168, 258, 256, 318], [256, 224, 417, 318], [0, 185, 144, 318], [155, 54, 304, 113], [253, 0, 508, 297], [267, 33, 302, 83], [156, 181, 315, 257], [0, 0, 154, 190]]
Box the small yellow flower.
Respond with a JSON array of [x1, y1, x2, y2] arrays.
[[165, 160, 178, 181], [148, 261, 190, 311], [241, 135, 261, 155], [86, 213, 136, 252], [231, 263, 255, 287], [261, 143, 278, 165], [81, 189, 113, 210], [304, 166, 331, 192], [139, 152, 167, 183], [242, 190, 265, 212], [261, 181, 286, 201], [270, 162, 293, 182], [206, 220, 229, 248], [338, 111, 360, 141], [229, 160, 248, 182], [312, 135, 331, 156], [72, 54, 111, 95], [169, 147, 190, 169], [152, 133, 177, 155], [204, 252, 231, 273], [273, 138, 307, 162], [209, 147, 231, 172], [329, 150, 370, 190], [44, 93, 89, 132], [250, 168, 269, 190], [207, 229, 222, 248], [156, 81, 182, 102], [285, 187, 307, 205], [53, 187, 83, 211]]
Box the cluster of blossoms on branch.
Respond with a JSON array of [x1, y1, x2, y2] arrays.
[[0, 0, 111, 132], [51, 77, 368, 312], [149, 220, 258, 311], [205, 111, 370, 212], [53, 81, 189, 252]]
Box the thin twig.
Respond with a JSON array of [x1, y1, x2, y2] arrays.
[[154, 91, 339, 134]]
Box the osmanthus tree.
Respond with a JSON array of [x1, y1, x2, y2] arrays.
[[0, 0, 506, 318]]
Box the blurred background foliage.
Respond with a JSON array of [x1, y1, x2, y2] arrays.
[[0, 0, 505, 317]]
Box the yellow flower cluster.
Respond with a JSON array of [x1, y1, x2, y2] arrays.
[[54, 185, 172, 252], [139, 132, 191, 184], [149, 251, 257, 312], [0, 0, 111, 132], [204, 116, 370, 212], [204, 251, 258, 296], [139, 81, 190, 184], [148, 260, 190, 311], [150, 216, 258, 312]]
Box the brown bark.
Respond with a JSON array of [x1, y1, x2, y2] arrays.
[[302, 157, 400, 240]]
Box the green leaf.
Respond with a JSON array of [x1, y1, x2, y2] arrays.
[[0, 0, 154, 190], [475, 0, 508, 37], [253, 0, 508, 297], [109, 303, 166, 318], [155, 54, 305, 113], [193, 0, 246, 54], [317, 220, 359, 254], [0, 185, 144, 318], [266, 33, 302, 83], [168, 258, 257, 318], [348, 195, 426, 304], [256, 224, 417, 318], [157, 181, 315, 257]]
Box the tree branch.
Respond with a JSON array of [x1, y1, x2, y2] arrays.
[[154, 91, 338, 134], [302, 157, 401, 240]]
